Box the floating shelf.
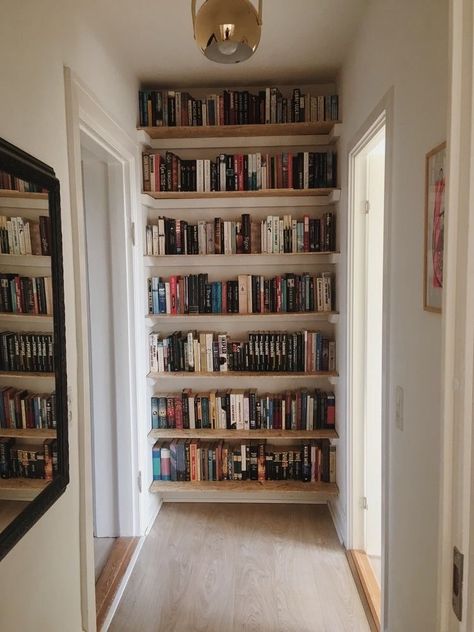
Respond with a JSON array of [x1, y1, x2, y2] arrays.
[[150, 480, 338, 501], [143, 188, 338, 201], [147, 371, 338, 380], [149, 428, 338, 440], [0, 428, 56, 440], [0, 190, 48, 200], [139, 121, 341, 140], [0, 371, 55, 379], [0, 313, 53, 324], [0, 254, 51, 268], [144, 252, 340, 267], [146, 312, 339, 324], [0, 478, 49, 501]]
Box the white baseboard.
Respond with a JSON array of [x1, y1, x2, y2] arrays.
[[328, 499, 345, 545], [100, 501, 163, 632]]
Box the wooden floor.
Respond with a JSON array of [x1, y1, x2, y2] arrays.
[[110, 503, 370, 632]]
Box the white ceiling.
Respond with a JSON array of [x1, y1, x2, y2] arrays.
[[86, 0, 368, 87]]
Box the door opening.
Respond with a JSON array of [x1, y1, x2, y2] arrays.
[[348, 112, 388, 631], [80, 132, 139, 626]]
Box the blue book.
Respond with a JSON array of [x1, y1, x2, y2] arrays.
[[151, 397, 159, 429], [152, 277, 160, 314], [158, 397, 168, 429], [158, 282, 166, 314], [152, 443, 161, 481]]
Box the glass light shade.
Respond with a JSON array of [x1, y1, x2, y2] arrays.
[[193, 0, 262, 64]]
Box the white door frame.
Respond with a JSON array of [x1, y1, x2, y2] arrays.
[[346, 89, 394, 630], [437, 1, 474, 629], [64, 67, 141, 631]]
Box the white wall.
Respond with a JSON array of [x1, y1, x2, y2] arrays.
[[0, 1, 138, 630], [336, 0, 448, 630]]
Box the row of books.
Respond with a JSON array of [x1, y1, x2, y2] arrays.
[[139, 88, 339, 127], [143, 151, 337, 193], [0, 437, 57, 480], [0, 274, 53, 315], [0, 331, 54, 373], [149, 331, 336, 374], [0, 215, 51, 256], [0, 388, 56, 430], [0, 171, 46, 194], [148, 272, 334, 315], [151, 389, 335, 431], [144, 212, 336, 256], [152, 439, 336, 483]]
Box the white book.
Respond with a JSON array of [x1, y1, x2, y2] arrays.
[[24, 222, 32, 255], [256, 153, 261, 190], [158, 217, 165, 255], [267, 216, 273, 253], [198, 220, 207, 254], [187, 332, 194, 368], [217, 334, 227, 371], [291, 219, 298, 253], [152, 225, 159, 256], [308, 396, 314, 431], [279, 219, 284, 254], [204, 159, 211, 192], [196, 160, 204, 193], [243, 395, 250, 431], [164, 283, 171, 314], [145, 226, 152, 255], [158, 341, 165, 373], [193, 339, 201, 372], [202, 102, 207, 127], [273, 216, 279, 253], [241, 443, 247, 473], [205, 332, 213, 372], [188, 393, 195, 429]]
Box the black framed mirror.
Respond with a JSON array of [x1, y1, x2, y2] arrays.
[[0, 137, 68, 560]]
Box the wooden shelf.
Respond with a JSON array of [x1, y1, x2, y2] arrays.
[[0, 428, 56, 439], [0, 313, 53, 323], [147, 371, 338, 379], [150, 479, 338, 499], [0, 254, 50, 267], [149, 428, 338, 440], [143, 188, 338, 201], [0, 371, 55, 379], [0, 190, 48, 200], [0, 478, 49, 501], [144, 252, 340, 267], [139, 121, 341, 140], [146, 312, 339, 324]]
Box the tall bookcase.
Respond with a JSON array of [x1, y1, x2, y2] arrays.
[[138, 92, 341, 503], [0, 190, 55, 503]]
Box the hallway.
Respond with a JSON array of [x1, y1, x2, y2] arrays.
[[110, 504, 369, 632]]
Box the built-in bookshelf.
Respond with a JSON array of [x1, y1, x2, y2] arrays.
[[0, 191, 57, 501], [139, 85, 341, 501]]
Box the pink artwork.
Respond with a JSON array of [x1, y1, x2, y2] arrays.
[[424, 142, 446, 312]]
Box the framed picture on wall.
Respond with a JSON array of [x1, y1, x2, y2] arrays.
[[424, 141, 447, 313]]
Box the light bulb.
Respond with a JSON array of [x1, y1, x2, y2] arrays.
[[218, 40, 239, 56]]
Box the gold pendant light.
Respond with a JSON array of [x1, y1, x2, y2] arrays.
[[191, 0, 263, 64]]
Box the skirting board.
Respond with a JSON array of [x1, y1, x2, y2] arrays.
[[100, 501, 163, 632]]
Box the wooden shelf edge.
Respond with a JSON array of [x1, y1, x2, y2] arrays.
[[0, 371, 55, 378], [143, 188, 339, 200], [150, 480, 338, 494], [148, 429, 338, 440], [0, 478, 49, 501], [0, 190, 48, 200], [146, 312, 339, 321], [0, 428, 56, 439], [139, 121, 342, 140], [147, 371, 338, 379]]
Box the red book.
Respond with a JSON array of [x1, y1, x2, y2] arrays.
[[175, 397, 183, 429], [166, 396, 176, 429], [285, 391, 292, 430], [221, 281, 227, 313], [327, 394, 336, 426], [169, 276, 178, 315]]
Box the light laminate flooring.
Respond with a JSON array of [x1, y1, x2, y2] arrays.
[[110, 503, 370, 632], [95, 536, 117, 582]]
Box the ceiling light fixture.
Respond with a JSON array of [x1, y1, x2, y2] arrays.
[[191, 0, 263, 64]]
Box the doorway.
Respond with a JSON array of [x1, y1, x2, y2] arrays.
[[347, 108, 390, 631], [79, 132, 140, 627]]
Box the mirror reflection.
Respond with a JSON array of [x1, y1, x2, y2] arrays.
[[0, 168, 56, 534]]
